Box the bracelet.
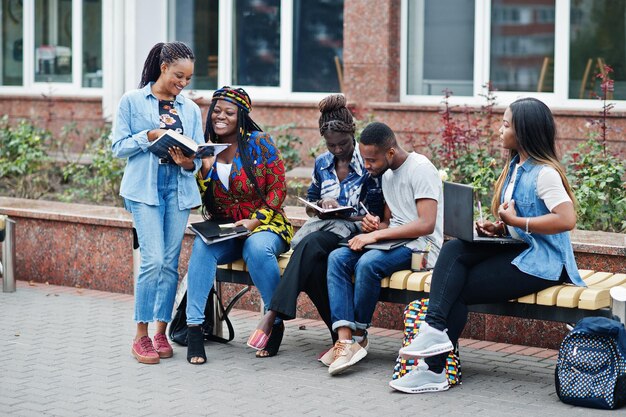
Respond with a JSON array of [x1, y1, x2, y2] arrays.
[[525, 217, 531, 235]]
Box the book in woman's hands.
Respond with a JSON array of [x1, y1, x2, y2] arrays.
[[298, 197, 356, 214], [188, 220, 249, 245], [148, 130, 230, 161]]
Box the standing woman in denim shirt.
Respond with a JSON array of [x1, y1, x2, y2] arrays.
[[185, 87, 293, 365], [391, 97, 585, 393], [111, 42, 204, 364]]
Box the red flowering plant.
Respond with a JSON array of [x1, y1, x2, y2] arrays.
[[563, 64, 626, 232], [427, 83, 502, 215]]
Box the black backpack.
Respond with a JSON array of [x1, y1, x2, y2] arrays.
[[168, 286, 248, 346], [555, 316, 626, 409]]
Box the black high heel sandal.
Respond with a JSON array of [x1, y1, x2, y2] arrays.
[[256, 322, 284, 358], [187, 326, 207, 365]]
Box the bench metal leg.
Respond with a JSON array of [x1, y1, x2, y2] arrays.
[[2, 216, 16, 293], [610, 286, 626, 324]]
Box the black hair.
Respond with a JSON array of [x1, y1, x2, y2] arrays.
[[139, 42, 195, 88], [359, 122, 397, 150], [491, 97, 575, 216], [201, 89, 264, 220], [318, 94, 355, 137]]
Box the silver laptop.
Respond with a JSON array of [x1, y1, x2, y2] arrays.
[[443, 182, 522, 244]]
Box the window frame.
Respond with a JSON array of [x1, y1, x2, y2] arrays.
[[400, 0, 626, 111], [0, 0, 102, 97], [170, 0, 341, 103]]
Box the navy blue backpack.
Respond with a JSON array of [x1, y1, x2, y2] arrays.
[[555, 317, 626, 409]]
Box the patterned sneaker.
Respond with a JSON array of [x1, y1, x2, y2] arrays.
[[389, 361, 449, 394], [399, 322, 453, 359], [320, 334, 369, 367], [328, 340, 368, 375], [132, 336, 160, 364], [153, 333, 173, 359]]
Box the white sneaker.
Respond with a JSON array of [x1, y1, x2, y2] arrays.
[[399, 321, 453, 359], [389, 362, 449, 394], [319, 335, 369, 367], [328, 340, 368, 375]]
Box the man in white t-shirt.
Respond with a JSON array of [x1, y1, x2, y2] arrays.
[[323, 122, 444, 375]]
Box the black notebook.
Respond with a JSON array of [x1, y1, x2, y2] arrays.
[[188, 221, 249, 245], [338, 237, 411, 251], [148, 130, 230, 162]]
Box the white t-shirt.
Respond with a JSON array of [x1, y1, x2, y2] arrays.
[[382, 152, 444, 267], [216, 162, 232, 190], [503, 164, 571, 238]]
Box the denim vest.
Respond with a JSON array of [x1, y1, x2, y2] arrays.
[[501, 156, 584, 286]]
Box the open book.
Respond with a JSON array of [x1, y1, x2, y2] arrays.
[[188, 220, 249, 245], [338, 238, 412, 251], [148, 130, 230, 161], [298, 197, 356, 215]]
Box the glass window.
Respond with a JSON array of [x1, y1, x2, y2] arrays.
[[569, 0, 626, 100], [82, 0, 102, 88], [173, 0, 218, 90], [2, 0, 24, 85], [292, 0, 344, 93], [233, 0, 280, 87], [490, 0, 555, 92], [34, 0, 73, 83], [407, 0, 474, 96]]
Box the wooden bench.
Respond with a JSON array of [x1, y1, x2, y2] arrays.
[[215, 252, 626, 324]]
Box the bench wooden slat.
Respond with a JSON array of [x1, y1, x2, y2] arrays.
[[389, 270, 414, 290], [578, 273, 626, 310], [381, 277, 390, 288], [231, 259, 247, 272], [423, 275, 433, 293], [557, 271, 614, 308], [406, 271, 432, 292], [536, 270, 596, 306]]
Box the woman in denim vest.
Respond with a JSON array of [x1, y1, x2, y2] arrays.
[[390, 97, 584, 394], [112, 42, 204, 364]]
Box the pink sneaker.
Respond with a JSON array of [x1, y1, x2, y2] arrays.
[[132, 336, 160, 364], [153, 333, 173, 358]]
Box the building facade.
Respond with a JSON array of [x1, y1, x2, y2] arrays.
[[1, 0, 624, 160]]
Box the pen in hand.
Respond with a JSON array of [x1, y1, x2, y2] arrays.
[[359, 201, 371, 216], [477, 201, 484, 224]]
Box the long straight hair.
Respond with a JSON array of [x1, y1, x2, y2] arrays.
[[491, 97, 576, 217]]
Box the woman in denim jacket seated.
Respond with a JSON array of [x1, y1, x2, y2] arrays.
[[112, 42, 204, 364], [391, 97, 585, 393], [248, 94, 384, 358], [186, 86, 293, 364]]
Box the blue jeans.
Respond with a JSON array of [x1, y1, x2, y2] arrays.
[[127, 164, 190, 323], [327, 245, 412, 331], [186, 230, 288, 326]]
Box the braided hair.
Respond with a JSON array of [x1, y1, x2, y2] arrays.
[[318, 94, 355, 138], [201, 86, 264, 220], [139, 42, 195, 88]]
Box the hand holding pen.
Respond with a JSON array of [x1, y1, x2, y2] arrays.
[[360, 202, 380, 232]]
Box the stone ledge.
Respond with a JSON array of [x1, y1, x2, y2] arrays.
[[1, 197, 623, 257]]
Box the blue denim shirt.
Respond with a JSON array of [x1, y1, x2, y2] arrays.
[[307, 146, 384, 218], [502, 156, 584, 286], [111, 83, 203, 210]]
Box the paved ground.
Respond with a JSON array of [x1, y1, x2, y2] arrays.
[[0, 280, 594, 417]]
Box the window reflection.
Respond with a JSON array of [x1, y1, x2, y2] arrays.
[[2, 0, 24, 85], [407, 0, 474, 96], [490, 0, 555, 92], [82, 0, 102, 87], [174, 0, 218, 90], [35, 0, 73, 83], [570, 0, 625, 99], [233, 0, 280, 87], [292, 0, 343, 93]]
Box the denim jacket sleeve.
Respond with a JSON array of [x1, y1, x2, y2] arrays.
[[111, 93, 151, 159]]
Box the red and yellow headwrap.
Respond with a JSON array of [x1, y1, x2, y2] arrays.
[[212, 86, 252, 113]]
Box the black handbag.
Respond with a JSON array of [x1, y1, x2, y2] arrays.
[[168, 286, 248, 346]]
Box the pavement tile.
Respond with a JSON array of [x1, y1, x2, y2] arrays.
[[0, 282, 585, 417]]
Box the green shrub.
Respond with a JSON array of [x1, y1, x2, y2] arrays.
[[0, 116, 53, 198], [268, 123, 302, 171]]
